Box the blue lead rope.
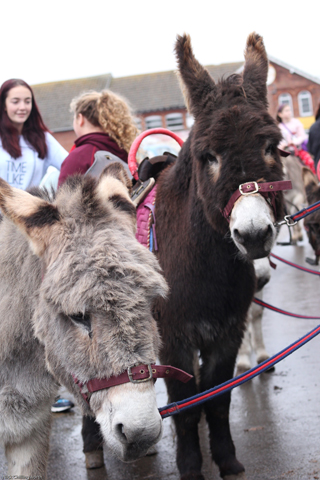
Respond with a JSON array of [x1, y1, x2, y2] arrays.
[[159, 323, 320, 418]]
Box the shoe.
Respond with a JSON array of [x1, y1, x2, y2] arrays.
[[51, 397, 74, 413]]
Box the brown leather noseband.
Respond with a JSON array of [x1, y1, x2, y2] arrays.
[[222, 180, 292, 221], [73, 363, 193, 404]]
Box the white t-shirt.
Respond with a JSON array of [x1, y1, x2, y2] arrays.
[[0, 132, 68, 190]]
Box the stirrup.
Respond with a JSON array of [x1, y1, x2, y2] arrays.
[[131, 178, 155, 207]]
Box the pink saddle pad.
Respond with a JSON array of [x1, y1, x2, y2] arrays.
[[136, 185, 157, 249]]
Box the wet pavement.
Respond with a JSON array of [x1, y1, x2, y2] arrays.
[[1, 226, 320, 480]]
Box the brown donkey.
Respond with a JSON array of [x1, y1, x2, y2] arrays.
[[0, 164, 168, 478], [154, 33, 286, 479]]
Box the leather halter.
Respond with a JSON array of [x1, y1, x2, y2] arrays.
[[222, 180, 292, 221], [73, 363, 193, 404]]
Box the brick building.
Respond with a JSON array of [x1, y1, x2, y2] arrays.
[[267, 57, 320, 130], [32, 58, 320, 152]]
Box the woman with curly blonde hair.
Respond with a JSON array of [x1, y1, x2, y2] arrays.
[[58, 89, 138, 186]]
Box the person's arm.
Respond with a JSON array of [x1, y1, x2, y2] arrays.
[[291, 119, 307, 146], [278, 124, 290, 149], [45, 133, 68, 169]]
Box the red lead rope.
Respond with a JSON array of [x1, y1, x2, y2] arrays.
[[270, 253, 320, 276], [291, 199, 320, 222], [159, 323, 320, 418]]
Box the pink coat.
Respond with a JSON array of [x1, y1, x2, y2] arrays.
[[279, 118, 307, 149]]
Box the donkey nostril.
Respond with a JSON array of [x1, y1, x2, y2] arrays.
[[233, 229, 244, 244], [262, 224, 273, 242], [116, 423, 128, 443]]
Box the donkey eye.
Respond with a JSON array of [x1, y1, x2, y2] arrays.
[[265, 144, 275, 156], [69, 312, 91, 332], [207, 153, 218, 165]]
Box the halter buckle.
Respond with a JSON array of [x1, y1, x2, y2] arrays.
[[127, 364, 153, 384], [239, 182, 259, 196]]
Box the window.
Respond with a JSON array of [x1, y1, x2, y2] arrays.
[[134, 117, 142, 131], [278, 93, 293, 112], [165, 113, 184, 131], [186, 113, 195, 129], [298, 91, 313, 117], [145, 115, 162, 129]]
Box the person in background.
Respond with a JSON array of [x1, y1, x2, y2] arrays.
[[276, 104, 315, 172], [58, 89, 138, 470], [58, 89, 138, 187], [307, 103, 320, 176], [0, 79, 73, 413], [0, 79, 67, 190], [277, 104, 307, 150]]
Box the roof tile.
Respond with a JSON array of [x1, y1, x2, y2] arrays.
[[32, 63, 244, 132]]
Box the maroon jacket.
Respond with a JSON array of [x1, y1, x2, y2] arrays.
[[58, 132, 128, 187]]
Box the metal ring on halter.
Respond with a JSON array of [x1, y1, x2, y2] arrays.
[[274, 215, 298, 227]]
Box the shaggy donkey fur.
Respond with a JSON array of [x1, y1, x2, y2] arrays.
[[0, 164, 168, 478], [302, 167, 320, 263], [154, 34, 285, 479]]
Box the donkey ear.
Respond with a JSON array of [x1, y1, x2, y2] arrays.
[[242, 33, 268, 107], [97, 163, 136, 220], [0, 179, 60, 256], [302, 167, 319, 189], [175, 34, 216, 118]]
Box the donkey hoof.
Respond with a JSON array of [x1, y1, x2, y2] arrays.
[[145, 445, 158, 456], [85, 450, 104, 469], [220, 458, 245, 479], [223, 473, 248, 480], [181, 474, 205, 480], [257, 355, 275, 373], [236, 363, 251, 375]]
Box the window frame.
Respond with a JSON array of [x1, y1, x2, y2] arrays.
[[278, 93, 293, 113], [165, 112, 184, 131], [144, 115, 163, 130], [298, 90, 313, 117]]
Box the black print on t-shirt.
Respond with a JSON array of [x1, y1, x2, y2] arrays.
[[6, 160, 27, 186]]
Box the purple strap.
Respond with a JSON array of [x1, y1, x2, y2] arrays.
[[281, 122, 294, 136]]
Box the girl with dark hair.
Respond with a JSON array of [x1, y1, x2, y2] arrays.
[[0, 79, 67, 190]]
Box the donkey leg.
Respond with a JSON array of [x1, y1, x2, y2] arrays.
[[250, 300, 268, 363], [5, 413, 51, 480], [235, 321, 252, 374], [161, 346, 204, 480], [201, 350, 244, 479], [82, 415, 104, 469], [250, 294, 275, 372]]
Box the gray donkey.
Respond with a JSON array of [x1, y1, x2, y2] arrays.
[[0, 164, 168, 478]]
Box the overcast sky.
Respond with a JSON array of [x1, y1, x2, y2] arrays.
[[1, 0, 319, 87]]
